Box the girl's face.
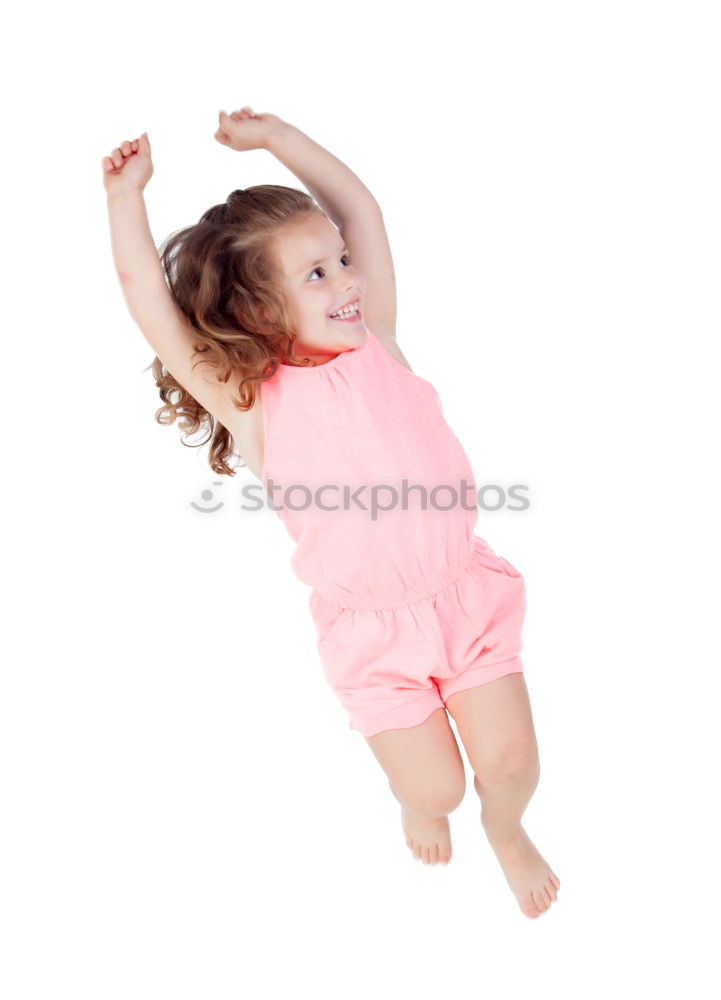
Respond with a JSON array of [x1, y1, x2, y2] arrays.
[[270, 213, 367, 365]]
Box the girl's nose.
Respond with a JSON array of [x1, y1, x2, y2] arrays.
[[338, 268, 363, 301]]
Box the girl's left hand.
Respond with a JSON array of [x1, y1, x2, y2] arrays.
[[214, 107, 284, 152]]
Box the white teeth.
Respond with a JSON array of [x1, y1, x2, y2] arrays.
[[330, 303, 358, 318]]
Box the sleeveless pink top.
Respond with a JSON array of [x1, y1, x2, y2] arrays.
[[259, 328, 479, 610]]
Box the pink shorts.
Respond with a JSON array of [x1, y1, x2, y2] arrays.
[[308, 536, 526, 738]]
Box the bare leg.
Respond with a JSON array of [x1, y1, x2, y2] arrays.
[[365, 707, 466, 865], [385, 777, 452, 865], [446, 673, 561, 917]]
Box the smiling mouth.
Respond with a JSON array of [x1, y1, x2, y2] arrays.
[[329, 300, 361, 320]]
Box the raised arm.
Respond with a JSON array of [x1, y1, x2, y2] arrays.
[[217, 109, 398, 344], [102, 135, 238, 423]]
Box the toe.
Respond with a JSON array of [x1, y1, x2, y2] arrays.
[[532, 889, 548, 912]]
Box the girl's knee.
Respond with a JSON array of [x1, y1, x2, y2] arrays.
[[401, 779, 466, 819], [476, 747, 540, 791], [369, 707, 467, 817]]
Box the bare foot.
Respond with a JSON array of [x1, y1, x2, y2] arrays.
[[401, 806, 453, 865], [483, 823, 561, 918]]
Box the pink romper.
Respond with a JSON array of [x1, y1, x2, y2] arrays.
[[260, 327, 526, 738]]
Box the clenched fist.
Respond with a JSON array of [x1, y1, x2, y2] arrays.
[[214, 107, 285, 152], [100, 133, 154, 197]]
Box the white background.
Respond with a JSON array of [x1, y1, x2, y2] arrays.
[[2, 1, 719, 996]]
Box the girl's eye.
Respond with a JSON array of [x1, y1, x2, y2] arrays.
[[309, 253, 351, 280]]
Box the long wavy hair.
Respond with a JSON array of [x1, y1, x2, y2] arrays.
[[145, 184, 324, 475]]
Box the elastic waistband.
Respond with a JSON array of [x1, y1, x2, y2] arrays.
[[311, 537, 478, 612]]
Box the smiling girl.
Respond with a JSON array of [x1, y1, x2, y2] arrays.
[[101, 108, 560, 919]]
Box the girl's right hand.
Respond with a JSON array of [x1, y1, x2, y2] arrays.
[[100, 133, 153, 196]]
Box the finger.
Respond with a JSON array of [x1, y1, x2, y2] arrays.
[[110, 147, 124, 168]]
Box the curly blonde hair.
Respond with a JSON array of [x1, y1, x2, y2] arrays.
[[145, 184, 324, 475]]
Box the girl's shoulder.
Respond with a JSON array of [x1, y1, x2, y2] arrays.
[[370, 327, 414, 374], [214, 383, 265, 482]]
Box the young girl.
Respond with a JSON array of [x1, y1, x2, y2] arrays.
[[101, 107, 560, 919]]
